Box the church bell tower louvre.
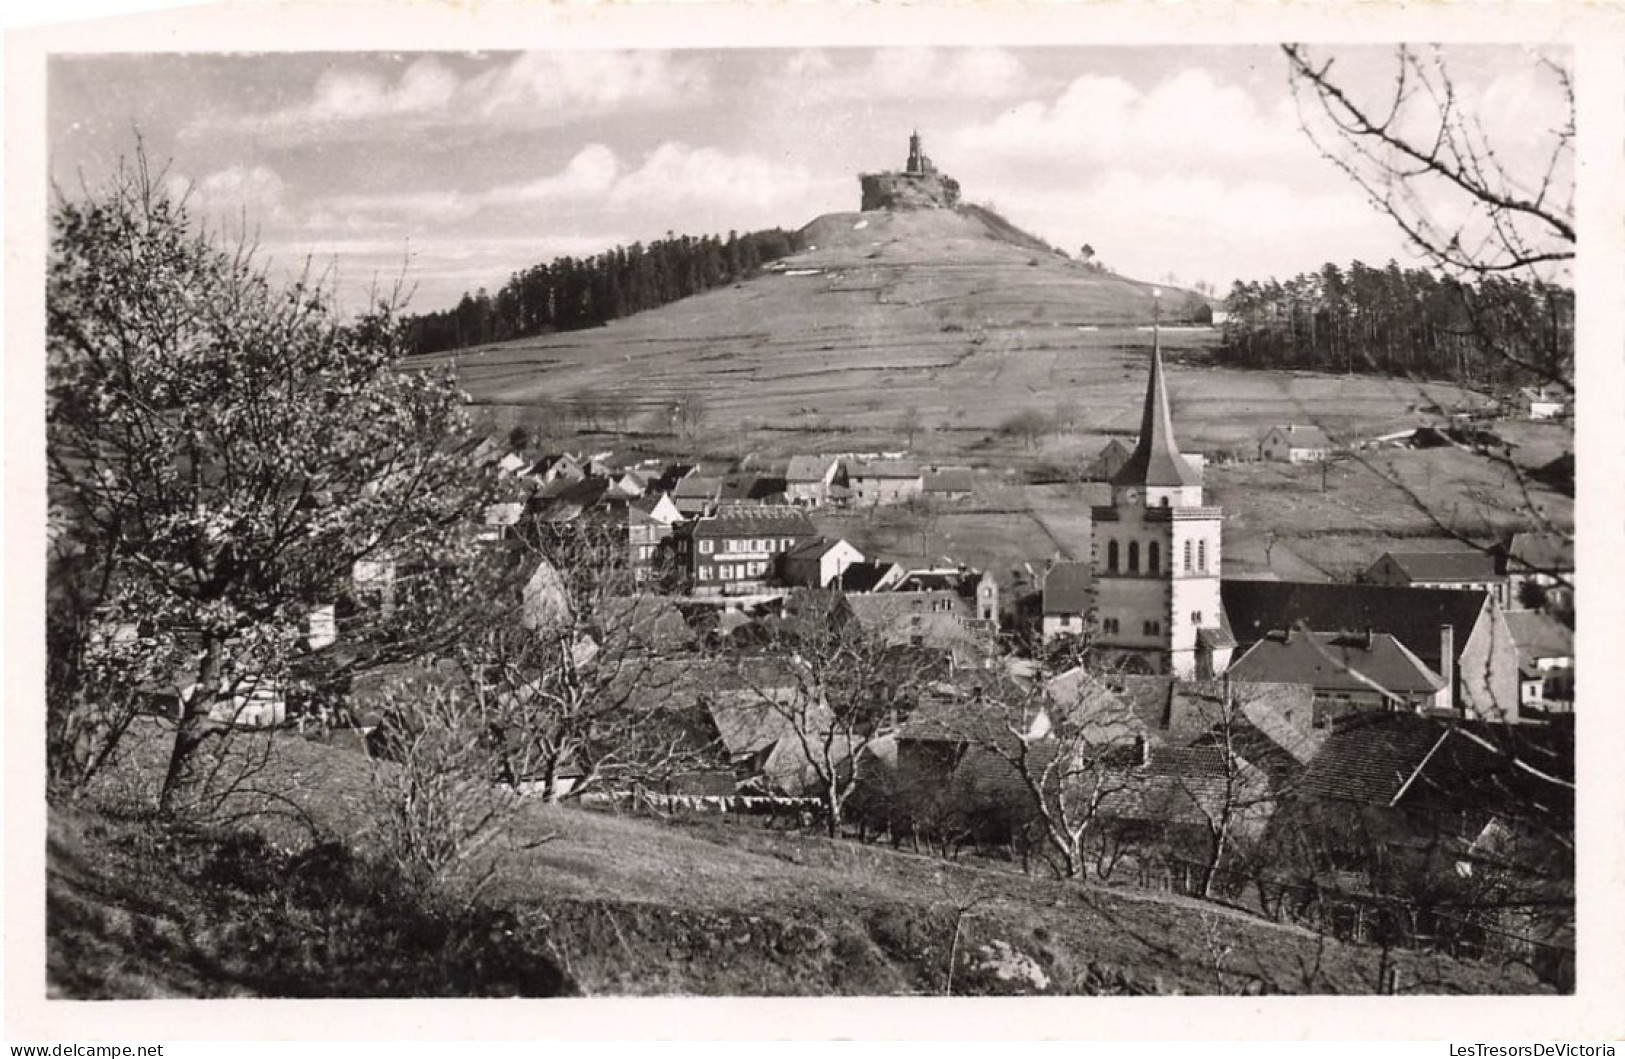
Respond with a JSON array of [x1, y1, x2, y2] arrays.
[[1089, 301, 1233, 678]]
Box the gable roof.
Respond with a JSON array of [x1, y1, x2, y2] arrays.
[[1502, 531, 1574, 575], [785, 455, 837, 483], [1042, 562, 1093, 616], [846, 458, 921, 480], [690, 507, 817, 538], [1503, 610, 1573, 663], [923, 468, 975, 493], [1297, 712, 1509, 807], [1112, 337, 1201, 489], [1374, 549, 1498, 583], [673, 474, 723, 499], [1229, 630, 1445, 696], [1267, 424, 1333, 448], [1221, 579, 1490, 669], [838, 561, 904, 593]]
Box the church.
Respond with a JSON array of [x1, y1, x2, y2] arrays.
[[1053, 324, 1522, 722]]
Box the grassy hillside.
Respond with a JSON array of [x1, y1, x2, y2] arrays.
[[409, 207, 1487, 461], [403, 203, 1567, 587], [51, 720, 1550, 998]]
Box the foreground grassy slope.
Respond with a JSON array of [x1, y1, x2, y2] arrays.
[[53, 721, 1550, 997]]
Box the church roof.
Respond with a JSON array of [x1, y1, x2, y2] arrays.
[[1111, 333, 1201, 489]]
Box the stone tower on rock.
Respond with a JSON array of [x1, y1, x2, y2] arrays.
[[860, 130, 961, 211]]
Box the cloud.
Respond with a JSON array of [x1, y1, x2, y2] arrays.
[[168, 165, 288, 226], [301, 142, 811, 233], [186, 51, 713, 142], [951, 68, 1307, 174], [778, 47, 1031, 104], [608, 143, 813, 211]]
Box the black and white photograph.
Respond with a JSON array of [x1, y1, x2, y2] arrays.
[[6, 0, 1620, 1041]]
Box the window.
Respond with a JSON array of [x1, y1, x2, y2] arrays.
[[699, 539, 713, 555], [1143, 620, 1160, 636], [1190, 610, 1203, 625], [1102, 617, 1120, 635], [1148, 542, 1161, 574], [1184, 540, 1193, 571], [1107, 541, 1119, 572], [1198, 539, 1207, 572], [1128, 541, 1140, 573]]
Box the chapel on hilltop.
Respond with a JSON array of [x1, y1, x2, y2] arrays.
[[859, 130, 962, 212]]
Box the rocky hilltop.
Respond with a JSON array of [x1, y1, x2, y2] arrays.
[[859, 130, 961, 211]]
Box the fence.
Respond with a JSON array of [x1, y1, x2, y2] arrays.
[[1129, 855, 1575, 990]]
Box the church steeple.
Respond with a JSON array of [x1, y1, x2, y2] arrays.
[[1111, 297, 1201, 503]]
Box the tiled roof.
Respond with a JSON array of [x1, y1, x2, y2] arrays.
[[846, 459, 922, 480], [690, 507, 818, 538], [673, 475, 723, 498], [1042, 562, 1093, 616], [785, 455, 836, 482], [1297, 712, 1503, 806], [1503, 610, 1573, 663], [1378, 549, 1498, 583], [1503, 532, 1574, 574], [1221, 579, 1489, 670], [838, 562, 902, 593], [1229, 630, 1445, 696], [923, 468, 975, 493]]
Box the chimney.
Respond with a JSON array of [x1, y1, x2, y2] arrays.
[[1439, 624, 1455, 713]]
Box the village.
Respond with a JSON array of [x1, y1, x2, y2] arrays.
[[39, 55, 1581, 1003], [161, 313, 1566, 987]]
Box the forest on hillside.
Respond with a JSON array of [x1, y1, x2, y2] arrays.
[[405, 228, 800, 355], [1217, 261, 1573, 394]]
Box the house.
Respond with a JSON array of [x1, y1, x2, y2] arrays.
[[781, 537, 866, 589], [1519, 385, 1567, 420], [1503, 610, 1574, 713], [922, 467, 975, 502], [1259, 424, 1334, 463], [1040, 561, 1093, 642], [845, 589, 982, 651], [844, 458, 924, 506], [671, 474, 724, 517], [784, 455, 842, 506], [1361, 548, 1506, 606], [674, 507, 820, 596], [1496, 531, 1574, 612], [1227, 629, 1449, 721], [1281, 711, 1573, 972], [1220, 580, 1520, 723], [526, 453, 587, 488], [1090, 439, 1133, 482], [837, 560, 906, 594], [718, 473, 788, 508]]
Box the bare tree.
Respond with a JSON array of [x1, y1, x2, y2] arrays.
[[447, 519, 708, 802], [946, 659, 1146, 880], [720, 593, 930, 837], [366, 670, 527, 899], [1283, 44, 1573, 392]]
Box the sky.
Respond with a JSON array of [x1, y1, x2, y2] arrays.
[[48, 45, 1573, 314]]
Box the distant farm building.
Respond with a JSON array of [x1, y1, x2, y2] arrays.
[[1362, 548, 1507, 606], [1259, 424, 1334, 463]]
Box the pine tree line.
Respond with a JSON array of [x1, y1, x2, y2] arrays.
[[1218, 261, 1573, 393], [406, 228, 801, 355]]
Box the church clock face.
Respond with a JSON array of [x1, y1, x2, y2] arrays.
[[1123, 488, 1140, 505]]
